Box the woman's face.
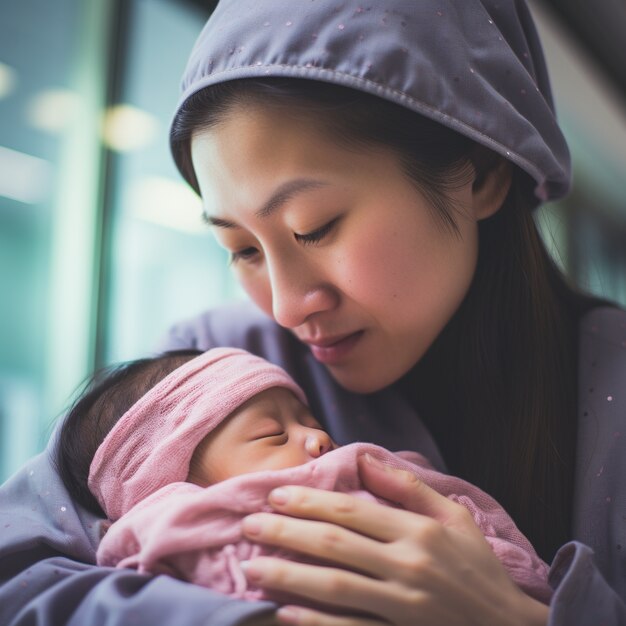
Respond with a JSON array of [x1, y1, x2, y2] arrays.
[[191, 104, 483, 393]]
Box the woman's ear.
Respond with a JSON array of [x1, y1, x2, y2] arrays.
[[471, 157, 512, 221]]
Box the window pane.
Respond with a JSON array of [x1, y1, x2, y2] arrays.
[[531, 0, 626, 307], [0, 0, 108, 480], [101, 0, 241, 366]]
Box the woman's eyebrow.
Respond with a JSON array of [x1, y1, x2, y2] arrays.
[[256, 178, 328, 219], [203, 214, 237, 229], [203, 178, 328, 228]]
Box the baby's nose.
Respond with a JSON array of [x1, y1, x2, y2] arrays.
[[305, 430, 334, 458]]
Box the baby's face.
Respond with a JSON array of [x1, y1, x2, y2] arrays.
[[188, 387, 336, 486]]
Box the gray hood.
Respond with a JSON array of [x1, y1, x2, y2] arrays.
[[173, 0, 571, 205]]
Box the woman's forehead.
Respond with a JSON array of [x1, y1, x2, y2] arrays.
[[191, 111, 398, 218]]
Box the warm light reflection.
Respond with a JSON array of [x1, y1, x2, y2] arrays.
[[128, 176, 205, 233], [0, 61, 17, 100], [102, 104, 159, 151], [27, 89, 82, 133], [0, 146, 51, 204]]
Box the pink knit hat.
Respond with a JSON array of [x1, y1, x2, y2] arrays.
[[88, 347, 307, 520]]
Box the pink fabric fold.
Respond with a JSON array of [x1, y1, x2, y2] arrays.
[[97, 443, 552, 605], [88, 348, 307, 521]]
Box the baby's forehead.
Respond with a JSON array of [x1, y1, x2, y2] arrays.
[[254, 385, 304, 401], [220, 386, 317, 429], [238, 385, 309, 413]]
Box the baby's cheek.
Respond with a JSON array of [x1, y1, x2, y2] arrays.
[[264, 449, 310, 472]]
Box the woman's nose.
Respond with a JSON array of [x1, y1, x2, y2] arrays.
[[304, 429, 334, 458], [266, 255, 338, 328]]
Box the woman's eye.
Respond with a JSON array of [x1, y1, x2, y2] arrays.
[[294, 217, 340, 246], [229, 247, 259, 265]]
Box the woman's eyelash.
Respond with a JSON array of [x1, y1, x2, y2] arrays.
[[229, 247, 258, 265], [294, 217, 340, 246], [229, 217, 341, 263]]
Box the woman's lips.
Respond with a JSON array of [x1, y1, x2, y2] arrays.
[[305, 331, 364, 365]]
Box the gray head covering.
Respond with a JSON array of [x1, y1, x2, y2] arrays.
[[173, 0, 571, 204]]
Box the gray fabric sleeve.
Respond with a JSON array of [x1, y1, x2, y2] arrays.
[[548, 542, 626, 625], [0, 449, 276, 626], [1, 559, 275, 626], [0, 450, 276, 626]]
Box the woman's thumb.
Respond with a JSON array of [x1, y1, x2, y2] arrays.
[[357, 453, 459, 521]]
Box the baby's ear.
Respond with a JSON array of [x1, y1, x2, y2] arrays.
[[470, 151, 512, 220]]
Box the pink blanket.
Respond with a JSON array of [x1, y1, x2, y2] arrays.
[[97, 443, 552, 604]]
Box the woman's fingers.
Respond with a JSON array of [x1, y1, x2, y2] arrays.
[[276, 605, 386, 626], [242, 512, 393, 578], [243, 557, 424, 619], [357, 454, 478, 531], [243, 487, 463, 581], [243, 554, 545, 626], [240, 456, 485, 582], [261, 481, 439, 542], [267, 484, 396, 539], [241, 509, 464, 592]]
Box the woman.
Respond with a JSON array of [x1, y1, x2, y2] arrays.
[[1, 1, 624, 625]]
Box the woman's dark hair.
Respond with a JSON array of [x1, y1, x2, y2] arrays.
[[171, 79, 610, 561], [55, 350, 202, 517]]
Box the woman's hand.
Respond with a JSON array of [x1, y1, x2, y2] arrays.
[[239, 612, 281, 626], [240, 454, 550, 626]]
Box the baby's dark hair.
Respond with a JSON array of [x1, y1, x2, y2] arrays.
[[54, 349, 203, 517]]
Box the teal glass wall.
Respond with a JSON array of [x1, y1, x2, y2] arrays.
[[531, 0, 626, 306], [0, 0, 111, 479], [100, 0, 241, 367], [0, 0, 238, 482]]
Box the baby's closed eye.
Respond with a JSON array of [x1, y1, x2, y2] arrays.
[[253, 430, 288, 445], [259, 431, 285, 439]]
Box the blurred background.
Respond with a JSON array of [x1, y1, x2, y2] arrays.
[[0, 0, 625, 482]]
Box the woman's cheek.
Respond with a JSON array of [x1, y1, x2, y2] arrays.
[[341, 227, 413, 302], [238, 270, 273, 316]]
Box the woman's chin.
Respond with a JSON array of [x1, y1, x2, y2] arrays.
[[325, 363, 405, 395]]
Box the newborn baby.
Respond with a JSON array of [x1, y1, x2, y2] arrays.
[[57, 348, 552, 605]]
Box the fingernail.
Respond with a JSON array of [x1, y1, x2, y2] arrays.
[[239, 560, 263, 582], [269, 487, 290, 505], [277, 606, 301, 623], [242, 516, 263, 535], [363, 453, 389, 469]]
